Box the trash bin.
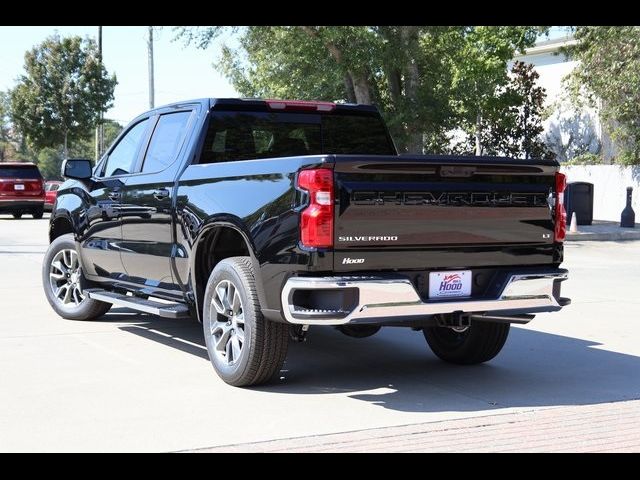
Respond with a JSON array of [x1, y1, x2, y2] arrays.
[[565, 182, 594, 226]]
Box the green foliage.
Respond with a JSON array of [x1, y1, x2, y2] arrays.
[[447, 27, 546, 154], [564, 152, 602, 165], [102, 119, 124, 151], [0, 91, 18, 162], [36, 146, 64, 179], [9, 34, 117, 156], [32, 118, 123, 180], [567, 26, 640, 165], [615, 151, 638, 166], [452, 61, 554, 159], [496, 61, 552, 159], [177, 26, 548, 156]]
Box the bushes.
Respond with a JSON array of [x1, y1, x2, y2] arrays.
[[564, 153, 602, 166]]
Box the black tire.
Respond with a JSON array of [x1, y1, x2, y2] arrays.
[[203, 257, 288, 387], [337, 325, 381, 338], [42, 234, 111, 321], [423, 321, 510, 365], [31, 207, 44, 219], [12, 212, 22, 219]]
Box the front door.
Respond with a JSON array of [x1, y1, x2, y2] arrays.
[[80, 118, 152, 282], [120, 110, 194, 294]]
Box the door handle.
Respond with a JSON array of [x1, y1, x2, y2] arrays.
[[153, 188, 170, 200], [108, 191, 121, 201]]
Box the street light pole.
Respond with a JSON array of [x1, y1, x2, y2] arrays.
[[148, 26, 155, 109], [95, 26, 103, 162]]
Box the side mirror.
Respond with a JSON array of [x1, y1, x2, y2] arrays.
[[61, 158, 93, 180]]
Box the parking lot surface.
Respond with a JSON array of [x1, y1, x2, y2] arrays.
[[1, 214, 639, 452]]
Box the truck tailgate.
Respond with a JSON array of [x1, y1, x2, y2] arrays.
[[333, 155, 559, 272]]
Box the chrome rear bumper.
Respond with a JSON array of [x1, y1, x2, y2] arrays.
[[281, 271, 569, 325]]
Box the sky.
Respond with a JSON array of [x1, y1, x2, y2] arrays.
[[0, 26, 571, 127], [0, 26, 238, 125]]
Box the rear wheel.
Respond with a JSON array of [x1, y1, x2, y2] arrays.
[[12, 212, 22, 219], [31, 207, 44, 219], [203, 257, 289, 387], [337, 325, 381, 338], [423, 321, 510, 365], [42, 234, 111, 321]]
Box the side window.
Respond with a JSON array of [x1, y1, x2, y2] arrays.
[[102, 119, 149, 177], [142, 111, 192, 173]]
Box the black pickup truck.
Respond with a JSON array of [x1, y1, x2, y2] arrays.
[[43, 98, 569, 386]]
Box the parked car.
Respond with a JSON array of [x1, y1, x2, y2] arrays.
[[43, 98, 570, 387], [0, 162, 45, 219], [44, 180, 63, 211]]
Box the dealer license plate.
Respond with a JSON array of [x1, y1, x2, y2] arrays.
[[428, 270, 472, 299], [14, 184, 25, 190]]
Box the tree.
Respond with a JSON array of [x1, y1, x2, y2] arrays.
[[446, 27, 546, 155], [0, 91, 18, 162], [33, 118, 123, 180], [179, 26, 545, 154], [9, 34, 117, 157], [566, 26, 640, 165], [451, 61, 553, 159], [36, 146, 64, 180], [507, 62, 553, 159]]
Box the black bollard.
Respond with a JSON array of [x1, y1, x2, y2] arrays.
[[620, 187, 636, 228]]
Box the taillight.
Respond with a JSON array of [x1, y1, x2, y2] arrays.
[[297, 168, 334, 248], [266, 99, 336, 112], [554, 172, 567, 242]]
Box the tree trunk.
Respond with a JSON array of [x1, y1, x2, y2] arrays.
[[63, 131, 69, 159], [523, 105, 530, 159], [387, 68, 402, 107], [300, 26, 373, 105], [475, 111, 482, 156], [351, 71, 372, 104], [405, 132, 423, 154], [344, 74, 357, 103], [400, 26, 422, 154]]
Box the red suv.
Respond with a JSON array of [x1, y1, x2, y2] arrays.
[[44, 180, 63, 211], [0, 163, 45, 219]]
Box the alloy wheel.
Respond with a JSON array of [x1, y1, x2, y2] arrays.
[[209, 280, 246, 366], [49, 249, 85, 307]]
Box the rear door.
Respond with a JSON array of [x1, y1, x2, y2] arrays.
[[333, 156, 558, 271]]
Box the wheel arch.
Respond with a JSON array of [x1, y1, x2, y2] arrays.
[[49, 212, 74, 243], [190, 218, 266, 323]]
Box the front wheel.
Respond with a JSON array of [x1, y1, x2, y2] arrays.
[[42, 234, 111, 321], [203, 257, 288, 387], [423, 321, 510, 365]]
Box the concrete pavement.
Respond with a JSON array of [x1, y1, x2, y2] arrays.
[[1, 214, 639, 452], [566, 220, 640, 242]]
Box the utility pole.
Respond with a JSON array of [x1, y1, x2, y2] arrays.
[[148, 26, 155, 109], [95, 26, 103, 162]]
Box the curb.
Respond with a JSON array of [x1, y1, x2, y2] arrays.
[[566, 230, 640, 242]]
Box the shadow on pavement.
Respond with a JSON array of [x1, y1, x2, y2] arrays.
[[112, 309, 640, 412]]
